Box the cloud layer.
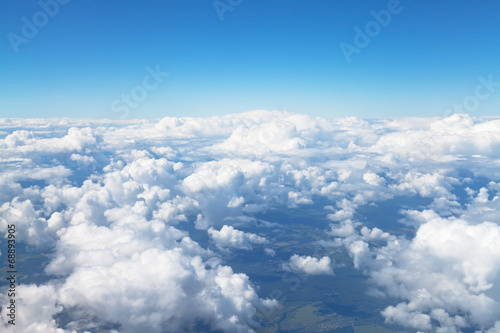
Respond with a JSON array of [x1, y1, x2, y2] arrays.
[[1, 111, 500, 332]]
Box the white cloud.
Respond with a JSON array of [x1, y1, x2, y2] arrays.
[[283, 254, 334, 275], [214, 120, 306, 156], [70, 153, 96, 166], [2, 111, 500, 332], [381, 302, 432, 331], [264, 248, 276, 257], [330, 211, 500, 332], [363, 171, 386, 186], [208, 225, 269, 250], [0, 284, 63, 333], [1, 127, 101, 153]]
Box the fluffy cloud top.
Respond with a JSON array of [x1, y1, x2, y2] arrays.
[[208, 225, 269, 250], [1, 111, 500, 332], [283, 254, 334, 275], [329, 200, 500, 331]]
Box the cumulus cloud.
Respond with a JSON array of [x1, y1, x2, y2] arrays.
[[2, 111, 500, 332], [0, 284, 63, 333], [328, 207, 500, 332], [264, 248, 276, 257], [0, 201, 277, 332], [208, 225, 269, 250], [282, 254, 334, 275], [214, 120, 306, 155], [0, 127, 101, 153]]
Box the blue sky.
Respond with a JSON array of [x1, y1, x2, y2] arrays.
[[1, 0, 499, 119]]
